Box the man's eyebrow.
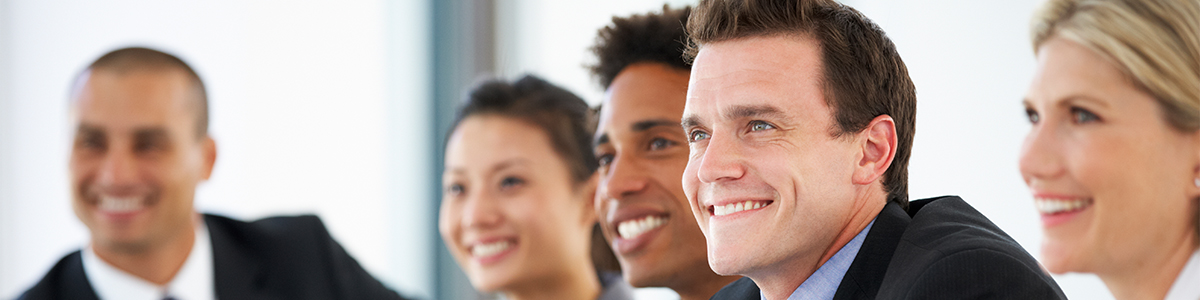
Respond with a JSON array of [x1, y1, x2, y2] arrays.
[[724, 104, 785, 120], [681, 115, 703, 129], [76, 123, 103, 135], [133, 127, 170, 142], [632, 119, 680, 132], [594, 133, 609, 147]]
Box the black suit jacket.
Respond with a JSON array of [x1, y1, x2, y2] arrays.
[[19, 214, 409, 300], [712, 196, 1065, 300]]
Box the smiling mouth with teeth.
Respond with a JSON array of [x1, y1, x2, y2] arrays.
[[616, 215, 667, 240], [97, 196, 145, 213], [1033, 197, 1093, 215], [709, 200, 772, 217], [470, 240, 514, 258]]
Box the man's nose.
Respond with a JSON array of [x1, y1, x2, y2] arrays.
[[696, 132, 747, 183], [600, 154, 649, 202], [97, 148, 139, 188]]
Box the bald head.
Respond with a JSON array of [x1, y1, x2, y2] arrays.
[[73, 47, 209, 138]]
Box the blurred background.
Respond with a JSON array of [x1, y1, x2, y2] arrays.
[[0, 0, 1111, 299]]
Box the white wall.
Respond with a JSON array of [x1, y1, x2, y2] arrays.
[[0, 1, 433, 298], [496, 0, 1110, 299], [841, 0, 1111, 298], [0, 0, 1116, 299]]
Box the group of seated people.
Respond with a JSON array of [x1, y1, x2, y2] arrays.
[[17, 0, 1200, 299]]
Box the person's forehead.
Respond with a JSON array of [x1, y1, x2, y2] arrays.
[[691, 35, 821, 80], [447, 116, 559, 171], [76, 70, 195, 112], [601, 64, 690, 134]]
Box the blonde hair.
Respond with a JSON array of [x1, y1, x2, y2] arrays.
[[1032, 0, 1200, 131], [1032, 0, 1200, 241]]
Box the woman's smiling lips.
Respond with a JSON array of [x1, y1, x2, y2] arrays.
[[1032, 193, 1094, 227], [466, 237, 519, 266]]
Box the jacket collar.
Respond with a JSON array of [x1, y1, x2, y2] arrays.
[[832, 201, 911, 300]]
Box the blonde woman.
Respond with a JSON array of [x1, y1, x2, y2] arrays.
[[1020, 0, 1200, 299]]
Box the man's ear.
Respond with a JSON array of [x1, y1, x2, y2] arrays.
[[201, 136, 217, 181], [852, 115, 897, 185]]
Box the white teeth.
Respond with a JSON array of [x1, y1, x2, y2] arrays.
[[713, 200, 768, 216], [98, 196, 142, 213], [1033, 197, 1092, 214], [616, 215, 666, 239], [471, 240, 512, 257]]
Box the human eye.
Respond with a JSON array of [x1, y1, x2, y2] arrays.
[[648, 137, 677, 151], [445, 183, 465, 197], [749, 120, 775, 132], [499, 176, 525, 190], [1070, 107, 1100, 124], [596, 153, 614, 169], [1025, 108, 1040, 124], [688, 130, 710, 143], [76, 132, 107, 151]]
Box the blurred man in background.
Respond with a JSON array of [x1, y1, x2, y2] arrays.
[[589, 6, 740, 300], [20, 47, 407, 300]]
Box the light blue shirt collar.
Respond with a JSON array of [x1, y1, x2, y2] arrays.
[[762, 219, 875, 300]]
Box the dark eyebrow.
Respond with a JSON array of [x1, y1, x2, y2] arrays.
[[594, 133, 609, 147], [133, 127, 170, 142], [724, 104, 785, 120], [76, 123, 104, 136], [445, 157, 531, 177], [595, 119, 682, 147], [681, 115, 703, 129], [632, 119, 680, 132], [492, 158, 529, 173]]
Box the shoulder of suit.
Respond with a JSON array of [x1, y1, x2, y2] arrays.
[[711, 277, 760, 300], [19, 250, 88, 300], [881, 196, 1063, 298], [202, 213, 331, 246], [901, 196, 1024, 255]]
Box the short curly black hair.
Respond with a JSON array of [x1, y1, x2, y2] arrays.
[[589, 5, 692, 90]]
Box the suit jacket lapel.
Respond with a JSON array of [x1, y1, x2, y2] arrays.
[[206, 214, 277, 300], [61, 251, 102, 300], [832, 202, 911, 300]]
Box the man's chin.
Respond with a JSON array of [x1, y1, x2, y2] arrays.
[[621, 265, 672, 288], [93, 235, 154, 254], [707, 249, 758, 276]]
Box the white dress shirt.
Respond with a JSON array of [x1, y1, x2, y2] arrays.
[[1165, 249, 1200, 300], [82, 220, 216, 300]]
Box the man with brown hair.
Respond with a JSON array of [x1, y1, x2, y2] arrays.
[[679, 0, 1065, 299], [588, 6, 740, 300]]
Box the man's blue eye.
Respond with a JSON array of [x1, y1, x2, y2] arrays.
[[750, 121, 775, 131], [689, 131, 710, 142]]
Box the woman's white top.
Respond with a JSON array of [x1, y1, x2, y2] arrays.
[[1164, 249, 1200, 300]]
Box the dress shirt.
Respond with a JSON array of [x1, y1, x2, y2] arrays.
[[1165, 249, 1200, 300], [762, 220, 875, 300], [82, 220, 215, 300]]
